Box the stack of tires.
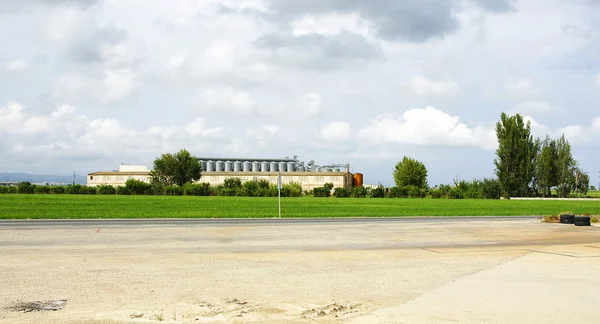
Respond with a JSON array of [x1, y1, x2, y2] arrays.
[[560, 214, 591, 226], [574, 216, 592, 227], [559, 214, 574, 224]]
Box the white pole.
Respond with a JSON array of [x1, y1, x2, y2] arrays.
[[278, 171, 281, 218]]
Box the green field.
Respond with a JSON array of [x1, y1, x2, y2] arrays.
[[588, 190, 600, 198], [2, 195, 600, 219]]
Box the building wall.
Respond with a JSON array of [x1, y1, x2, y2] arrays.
[[199, 172, 352, 190], [87, 172, 151, 187], [87, 171, 353, 190]]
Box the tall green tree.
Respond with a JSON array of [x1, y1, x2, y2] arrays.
[[150, 149, 202, 187], [535, 136, 558, 197], [555, 135, 576, 198], [494, 112, 538, 197], [393, 156, 428, 189]]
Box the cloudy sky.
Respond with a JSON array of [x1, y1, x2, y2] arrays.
[[1, 0, 600, 186]]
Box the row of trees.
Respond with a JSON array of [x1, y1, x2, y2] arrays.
[[494, 112, 588, 198], [1, 178, 507, 199], [389, 112, 590, 199]]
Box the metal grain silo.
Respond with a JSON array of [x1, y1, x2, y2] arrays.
[[200, 161, 207, 172], [270, 162, 278, 172], [278, 162, 287, 172], [252, 161, 260, 172], [261, 161, 269, 172], [353, 173, 364, 187], [206, 161, 215, 172], [225, 161, 233, 172], [233, 161, 242, 172], [216, 161, 224, 172], [243, 161, 251, 172], [287, 162, 296, 172]]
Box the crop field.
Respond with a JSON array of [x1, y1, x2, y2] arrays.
[[2, 195, 600, 219], [588, 190, 600, 198]]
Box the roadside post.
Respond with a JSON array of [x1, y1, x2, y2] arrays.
[[277, 172, 281, 218]]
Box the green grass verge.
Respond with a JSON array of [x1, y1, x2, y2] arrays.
[[2, 195, 600, 219]]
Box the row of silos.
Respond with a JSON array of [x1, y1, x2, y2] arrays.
[[200, 160, 299, 173]]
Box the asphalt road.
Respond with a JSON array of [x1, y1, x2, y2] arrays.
[[0, 216, 540, 228]]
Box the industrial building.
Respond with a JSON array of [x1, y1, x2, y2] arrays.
[[87, 156, 363, 191], [87, 164, 151, 187]]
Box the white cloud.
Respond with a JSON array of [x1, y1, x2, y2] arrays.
[[321, 121, 351, 141], [358, 106, 497, 150], [302, 92, 322, 116], [197, 86, 256, 114], [504, 78, 540, 98], [0, 101, 238, 162], [404, 76, 459, 98], [55, 69, 139, 103], [3, 59, 28, 72], [104, 69, 139, 101], [291, 13, 370, 37], [513, 101, 552, 114], [595, 74, 600, 88]]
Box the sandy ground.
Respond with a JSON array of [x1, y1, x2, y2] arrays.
[[0, 219, 599, 323]]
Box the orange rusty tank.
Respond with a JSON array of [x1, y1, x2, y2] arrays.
[[353, 173, 363, 187]]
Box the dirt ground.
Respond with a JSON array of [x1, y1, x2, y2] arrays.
[[0, 219, 599, 323]]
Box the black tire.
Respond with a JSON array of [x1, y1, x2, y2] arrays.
[[574, 216, 591, 222], [561, 219, 575, 224], [560, 214, 575, 220], [574, 222, 591, 227]]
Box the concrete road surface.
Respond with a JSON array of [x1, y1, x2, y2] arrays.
[[0, 217, 599, 323]]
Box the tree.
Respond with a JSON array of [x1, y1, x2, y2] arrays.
[[555, 135, 576, 198], [535, 136, 558, 197], [393, 156, 428, 189], [149, 149, 202, 187], [494, 112, 538, 197], [573, 168, 589, 196]]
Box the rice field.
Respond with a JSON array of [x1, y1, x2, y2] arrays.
[[2, 194, 600, 219]]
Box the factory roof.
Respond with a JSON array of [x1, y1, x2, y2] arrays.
[[88, 171, 151, 176], [87, 171, 349, 176], [198, 158, 298, 162]]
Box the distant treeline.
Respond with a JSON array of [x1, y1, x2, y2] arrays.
[[1, 178, 594, 199]]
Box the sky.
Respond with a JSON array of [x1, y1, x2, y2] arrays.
[[1, 0, 600, 186]]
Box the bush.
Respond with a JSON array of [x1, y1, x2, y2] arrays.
[[257, 179, 271, 189], [283, 182, 303, 197], [97, 185, 116, 195], [334, 187, 350, 198], [430, 189, 442, 199], [82, 186, 97, 194], [17, 181, 34, 194], [183, 182, 211, 196], [351, 186, 368, 198], [125, 179, 152, 195], [387, 186, 408, 198], [257, 185, 278, 197], [34, 186, 51, 194], [240, 180, 260, 197], [370, 187, 385, 198], [116, 186, 129, 195], [406, 185, 425, 198], [65, 184, 83, 194], [313, 186, 331, 198], [49, 186, 65, 194], [164, 185, 183, 196], [481, 178, 501, 199]]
